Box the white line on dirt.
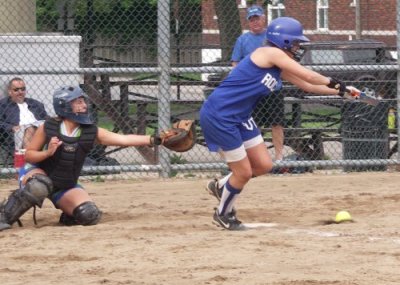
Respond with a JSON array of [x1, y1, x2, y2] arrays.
[[243, 223, 400, 245]]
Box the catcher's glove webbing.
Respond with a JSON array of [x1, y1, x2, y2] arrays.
[[157, 119, 196, 152]]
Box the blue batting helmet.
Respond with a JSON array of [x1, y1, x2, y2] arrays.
[[266, 17, 309, 50], [53, 85, 93, 125]]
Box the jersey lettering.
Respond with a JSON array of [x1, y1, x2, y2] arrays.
[[242, 117, 257, 130], [261, 73, 278, 91]]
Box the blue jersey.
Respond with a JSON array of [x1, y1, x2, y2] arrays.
[[202, 52, 282, 122], [231, 31, 267, 62]]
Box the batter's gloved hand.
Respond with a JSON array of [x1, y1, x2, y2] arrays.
[[327, 77, 347, 97]]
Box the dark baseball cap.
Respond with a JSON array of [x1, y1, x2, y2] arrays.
[[247, 5, 264, 20]]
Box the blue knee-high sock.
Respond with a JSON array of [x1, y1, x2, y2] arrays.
[[218, 180, 241, 216]]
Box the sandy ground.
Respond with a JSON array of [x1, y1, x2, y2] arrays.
[[1, 171, 400, 285]]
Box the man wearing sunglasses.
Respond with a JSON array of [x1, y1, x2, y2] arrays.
[[0, 77, 48, 151]]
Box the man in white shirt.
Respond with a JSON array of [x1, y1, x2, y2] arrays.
[[0, 78, 48, 150]]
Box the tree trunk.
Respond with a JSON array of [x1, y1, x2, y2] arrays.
[[213, 0, 242, 62]]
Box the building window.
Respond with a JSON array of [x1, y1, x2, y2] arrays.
[[317, 0, 329, 30], [268, 0, 285, 21], [238, 0, 247, 8]]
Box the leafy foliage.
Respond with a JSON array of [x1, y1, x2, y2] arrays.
[[36, 0, 202, 65], [37, 0, 158, 43], [36, 0, 59, 31]]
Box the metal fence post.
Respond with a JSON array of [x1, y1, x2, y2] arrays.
[[158, 0, 171, 177], [396, 0, 400, 163]]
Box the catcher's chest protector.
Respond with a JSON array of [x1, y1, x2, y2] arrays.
[[40, 119, 97, 189]]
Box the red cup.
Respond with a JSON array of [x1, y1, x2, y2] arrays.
[[14, 150, 25, 168]]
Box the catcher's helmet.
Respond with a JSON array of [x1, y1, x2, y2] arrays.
[[266, 17, 309, 51], [53, 86, 93, 125]]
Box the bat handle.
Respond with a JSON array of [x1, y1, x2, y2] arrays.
[[345, 88, 358, 94], [345, 88, 361, 98]]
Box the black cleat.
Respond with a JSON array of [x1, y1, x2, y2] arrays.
[[59, 212, 78, 226], [205, 179, 223, 201], [0, 201, 11, 231], [213, 208, 244, 231], [0, 222, 11, 231]]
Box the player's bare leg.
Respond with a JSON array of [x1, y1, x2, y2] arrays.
[[210, 143, 273, 230]]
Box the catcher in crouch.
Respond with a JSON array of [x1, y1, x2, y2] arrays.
[[0, 85, 188, 231]]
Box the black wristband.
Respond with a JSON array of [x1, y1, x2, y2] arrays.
[[150, 135, 162, 146], [327, 77, 340, 89], [327, 77, 346, 96]]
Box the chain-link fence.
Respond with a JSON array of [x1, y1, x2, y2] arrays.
[[0, 0, 399, 179]]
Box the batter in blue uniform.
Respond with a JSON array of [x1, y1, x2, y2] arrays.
[[201, 56, 282, 153], [201, 17, 356, 230]]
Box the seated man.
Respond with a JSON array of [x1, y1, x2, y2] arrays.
[[0, 77, 48, 151]]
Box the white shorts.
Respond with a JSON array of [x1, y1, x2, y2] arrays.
[[221, 134, 264, 162]]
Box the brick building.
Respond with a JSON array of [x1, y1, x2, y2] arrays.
[[202, 0, 397, 47]]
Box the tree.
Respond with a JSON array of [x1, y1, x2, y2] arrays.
[[213, 0, 242, 62]]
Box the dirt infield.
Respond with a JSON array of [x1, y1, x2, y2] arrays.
[[1, 172, 400, 285]]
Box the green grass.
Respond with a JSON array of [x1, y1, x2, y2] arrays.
[[293, 108, 341, 129], [96, 101, 201, 133], [97, 115, 155, 135], [98, 118, 114, 131], [172, 73, 202, 81]]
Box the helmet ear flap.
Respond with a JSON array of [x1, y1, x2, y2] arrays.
[[56, 98, 67, 111], [58, 99, 66, 108], [283, 39, 290, 49]]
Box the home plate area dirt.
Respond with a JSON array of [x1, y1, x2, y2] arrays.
[[1, 172, 400, 285]]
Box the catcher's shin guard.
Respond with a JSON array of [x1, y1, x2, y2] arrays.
[[0, 174, 53, 230]]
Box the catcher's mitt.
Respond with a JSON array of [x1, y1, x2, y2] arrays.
[[159, 120, 196, 152]]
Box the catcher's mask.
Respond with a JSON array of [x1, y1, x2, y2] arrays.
[[53, 86, 93, 125]]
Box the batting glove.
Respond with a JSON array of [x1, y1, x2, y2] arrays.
[[327, 77, 347, 97]]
